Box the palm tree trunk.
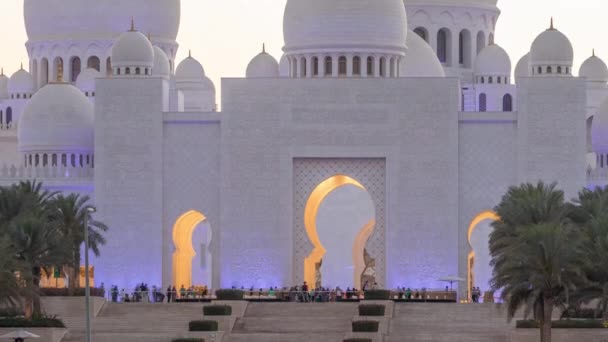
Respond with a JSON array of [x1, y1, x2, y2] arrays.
[[69, 247, 81, 294], [32, 266, 42, 316], [541, 297, 553, 342]]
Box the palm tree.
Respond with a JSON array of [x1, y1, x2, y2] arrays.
[[0, 237, 23, 310], [50, 194, 108, 293], [489, 182, 585, 342]]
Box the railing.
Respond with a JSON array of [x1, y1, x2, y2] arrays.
[[0, 164, 94, 181], [588, 168, 608, 181]]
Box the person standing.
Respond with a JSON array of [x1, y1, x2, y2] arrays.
[[166, 286, 172, 303]]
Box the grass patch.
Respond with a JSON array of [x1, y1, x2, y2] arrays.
[[189, 320, 219, 332], [358, 304, 385, 316], [215, 289, 244, 301], [516, 319, 608, 329], [203, 305, 232, 316], [352, 320, 380, 332]]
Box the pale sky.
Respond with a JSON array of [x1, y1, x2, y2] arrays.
[[0, 0, 605, 95]]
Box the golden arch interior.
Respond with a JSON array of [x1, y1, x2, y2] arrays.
[[172, 210, 208, 289], [467, 210, 499, 301]]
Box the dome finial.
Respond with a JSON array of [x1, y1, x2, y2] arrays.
[[130, 17, 136, 32], [188, 49, 191, 58], [0, 68, 3, 76], [263, 43, 266, 54], [20, 63, 23, 71], [147, 32, 151, 41], [593, 49, 596, 57], [550, 17, 554, 30]]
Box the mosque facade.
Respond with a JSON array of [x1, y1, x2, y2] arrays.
[[0, 0, 604, 298]]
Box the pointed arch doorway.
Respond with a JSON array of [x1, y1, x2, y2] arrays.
[[467, 210, 499, 302], [172, 210, 213, 289]]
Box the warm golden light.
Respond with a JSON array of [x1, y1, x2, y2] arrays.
[[466, 210, 500, 301], [172, 210, 207, 288], [303, 175, 373, 288]]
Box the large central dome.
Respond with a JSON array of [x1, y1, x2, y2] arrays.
[[283, 0, 407, 54], [24, 0, 180, 42]]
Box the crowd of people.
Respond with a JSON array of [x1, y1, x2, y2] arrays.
[[108, 283, 210, 303]]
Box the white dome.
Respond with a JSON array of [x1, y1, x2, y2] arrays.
[[75, 68, 101, 93], [18, 83, 94, 153], [246, 48, 279, 78], [592, 97, 608, 152], [8, 68, 34, 95], [530, 26, 573, 67], [153, 46, 171, 79], [175, 55, 206, 80], [0, 71, 8, 99], [579, 54, 608, 83], [111, 30, 154, 68], [283, 0, 407, 54], [400, 30, 444, 78], [474, 44, 511, 76], [279, 55, 290, 77], [24, 0, 180, 43], [514, 53, 530, 78]]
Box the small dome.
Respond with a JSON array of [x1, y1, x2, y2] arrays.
[[474, 44, 511, 76], [246, 47, 279, 78], [8, 68, 34, 95], [283, 0, 407, 55], [579, 53, 608, 83], [593, 97, 608, 152], [175, 55, 206, 80], [530, 23, 573, 67], [400, 30, 444, 78], [18, 83, 94, 153], [111, 29, 154, 69], [153, 46, 170, 79], [0, 70, 8, 99], [514, 53, 530, 78], [279, 55, 289, 77], [75, 68, 101, 93]]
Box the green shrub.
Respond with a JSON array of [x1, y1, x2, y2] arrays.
[[363, 290, 391, 300], [189, 320, 219, 332], [215, 289, 244, 301], [0, 308, 24, 318], [352, 320, 379, 332], [358, 304, 385, 316], [561, 308, 602, 319], [203, 305, 232, 316], [516, 320, 607, 329], [344, 339, 373, 342], [171, 339, 205, 342], [0, 316, 65, 328]]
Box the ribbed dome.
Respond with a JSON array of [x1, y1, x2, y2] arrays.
[[283, 0, 407, 54], [514, 53, 530, 79], [0, 71, 8, 99], [24, 0, 180, 43], [279, 55, 289, 77], [579, 54, 608, 83], [75, 68, 101, 93], [18, 83, 94, 153], [153, 46, 171, 79], [474, 44, 511, 76], [175, 56, 205, 80], [8, 69, 34, 95], [592, 97, 608, 152], [111, 30, 154, 68], [246, 49, 280, 78], [530, 26, 573, 67], [400, 30, 444, 78]]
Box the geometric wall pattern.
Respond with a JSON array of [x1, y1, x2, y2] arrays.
[[293, 158, 386, 286]]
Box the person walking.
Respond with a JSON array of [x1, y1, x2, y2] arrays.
[[166, 286, 172, 303]]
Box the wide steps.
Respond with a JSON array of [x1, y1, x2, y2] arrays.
[[244, 302, 359, 317], [225, 332, 345, 342], [233, 316, 352, 333]]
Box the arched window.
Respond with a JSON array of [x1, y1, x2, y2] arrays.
[[324, 56, 332, 76], [488, 33, 495, 45], [367, 57, 374, 76], [87, 56, 100, 71], [70, 57, 81, 82], [116, 68, 121, 75], [6, 107, 12, 126], [480, 77, 485, 84], [61, 154, 67, 167], [566, 67, 570, 74], [338, 56, 347, 76], [537, 67, 542, 75], [502, 94, 513, 112], [414, 27, 428, 42], [0, 110, 2, 125], [70, 154, 76, 168], [497, 77, 502, 84], [312, 57, 319, 76], [459, 30, 471, 66], [40, 58, 49, 87], [135, 67, 141, 75], [291, 58, 297, 77], [28, 155, 32, 166], [557, 66, 562, 74], [16, 94, 20, 99], [43, 154, 48, 167], [79, 155, 83, 167], [53, 57, 64, 82], [353, 56, 361, 76], [547, 66, 552, 74], [125, 67, 131, 75], [488, 76, 493, 84], [479, 93, 487, 112], [379, 57, 386, 77], [106, 57, 112, 76], [300, 57, 307, 77], [437, 29, 449, 64], [35, 154, 39, 167], [52, 154, 57, 166], [476, 31, 486, 55]]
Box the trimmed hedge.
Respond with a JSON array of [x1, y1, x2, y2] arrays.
[[516, 320, 608, 329], [0, 317, 66, 328], [561, 308, 603, 319], [189, 320, 219, 332], [203, 305, 232, 316], [40, 287, 105, 297], [0, 308, 24, 318], [358, 304, 385, 316], [344, 339, 373, 342], [172, 339, 205, 342], [352, 320, 380, 332], [363, 290, 391, 300], [215, 289, 244, 301]]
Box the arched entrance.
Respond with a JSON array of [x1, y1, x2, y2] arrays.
[[467, 210, 499, 301], [304, 175, 375, 289], [172, 210, 213, 289]]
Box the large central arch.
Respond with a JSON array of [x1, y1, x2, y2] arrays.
[[467, 210, 499, 301], [172, 210, 210, 289], [303, 174, 375, 288]]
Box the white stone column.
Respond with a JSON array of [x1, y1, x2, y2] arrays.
[[296, 55, 303, 78], [62, 55, 69, 83], [361, 55, 368, 78], [332, 54, 339, 78], [319, 55, 326, 77], [100, 56, 108, 77], [306, 55, 313, 79], [346, 54, 353, 78], [374, 56, 380, 78]]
